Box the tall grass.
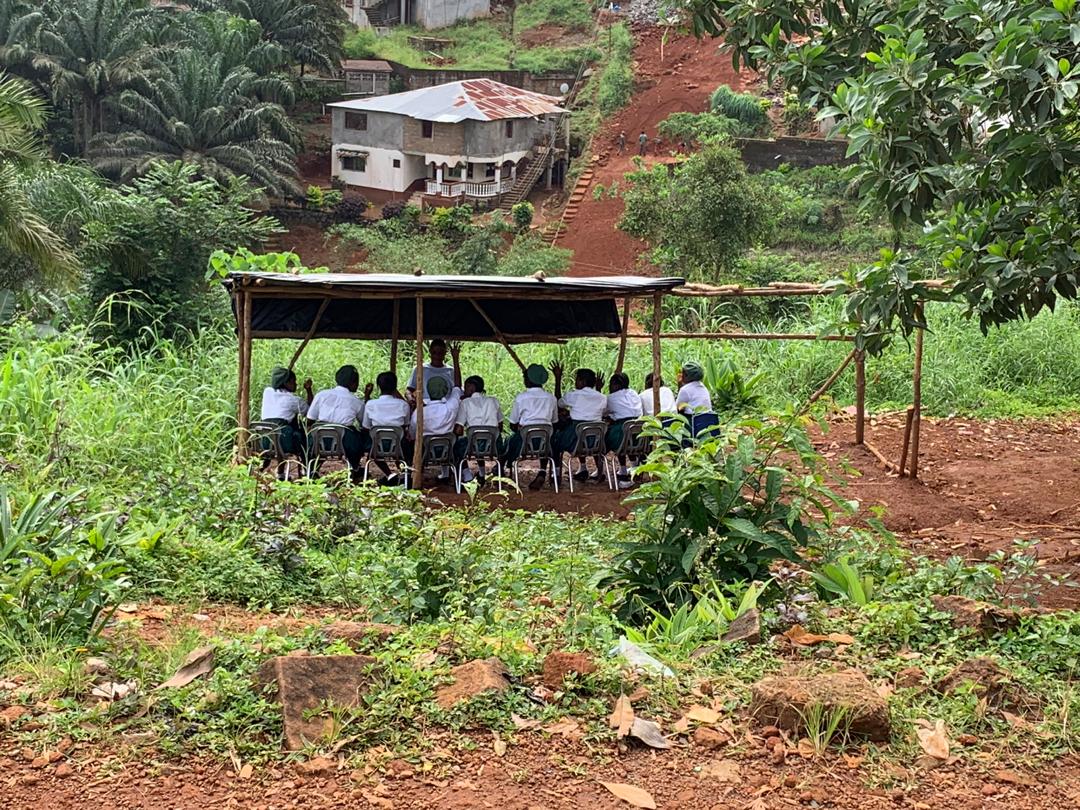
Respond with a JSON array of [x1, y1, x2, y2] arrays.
[[597, 22, 633, 116]]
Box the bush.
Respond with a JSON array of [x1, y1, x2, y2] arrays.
[[658, 111, 748, 144], [430, 205, 475, 246], [333, 194, 369, 224], [600, 418, 845, 623], [710, 85, 770, 136], [510, 201, 534, 232], [782, 92, 815, 135], [306, 184, 324, 210], [597, 22, 634, 116], [497, 234, 571, 277]]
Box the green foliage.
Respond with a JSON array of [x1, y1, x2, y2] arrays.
[[810, 557, 876, 606], [206, 248, 313, 280], [781, 91, 814, 135], [619, 140, 771, 280], [702, 353, 764, 413], [511, 201, 534, 233], [208, 0, 347, 75], [710, 84, 769, 135], [305, 184, 324, 210], [332, 223, 454, 275], [597, 22, 634, 117], [515, 0, 595, 32], [602, 417, 845, 623], [497, 234, 571, 277], [452, 220, 506, 275], [657, 111, 746, 145], [429, 205, 475, 246]]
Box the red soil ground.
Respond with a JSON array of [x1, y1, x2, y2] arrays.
[[557, 28, 757, 276]]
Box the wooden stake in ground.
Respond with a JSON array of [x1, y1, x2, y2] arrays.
[[910, 306, 925, 478], [806, 349, 856, 406], [855, 349, 866, 445], [651, 292, 662, 415], [234, 289, 248, 460], [899, 406, 915, 476], [237, 288, 253, 460], [412, 296, 425, 489]]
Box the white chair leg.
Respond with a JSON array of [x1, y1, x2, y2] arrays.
[[362, 460, 370, 484], [549, 458, 559, 494]]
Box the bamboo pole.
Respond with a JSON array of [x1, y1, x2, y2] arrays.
[[234, 290, 247, 460], [287, 297, 330, 371], [625, 331, 854, 342], [390, 298, 400, 374], [412, 296, 425, 490], [806, 349, 856, 406], [899, 406, 915, 476], [614, 297, 632, 374], [909, 306, 925, 479], [238, 289, 253, 459], [854, 349, 866, 445], [651, 292, 661, 415], [468, 299, 528, 372]]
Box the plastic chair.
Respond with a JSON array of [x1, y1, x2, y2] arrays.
[[363, 426, 410, 488], [605, 419, 650, 486], [421, 433, 458, 489], [248, 419, 303, 480], [512, 424, 558, 494], [456, 426, 503, 494], [306, 423, 350, 478], [567, 421, 611, 492]]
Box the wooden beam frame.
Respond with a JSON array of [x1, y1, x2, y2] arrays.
[[412, 296, 425, 489], [287, 297, 330, 371], [614, 297, 632, 374], [651, 293, 662, 416], [237, 289, 253, 459], [468, 298, 528, 373], [909, 305, 925, 478], [390, 298, 400, 374]]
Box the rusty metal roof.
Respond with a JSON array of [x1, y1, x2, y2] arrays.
[[328, 78, 565, 123], [340, 59, 393, 72]]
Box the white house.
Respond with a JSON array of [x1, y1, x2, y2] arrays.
[[328, 78, 568, 206], [340, 0, 489, 30]]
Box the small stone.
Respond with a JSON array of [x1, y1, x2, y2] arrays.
[[981, 783, 998, 797], [435, 658, 511, 709], [297, 756, 336, 776], [84, 657, 110, 676], [20, 747, 35, 762], [894, 667, 925, 689], [930, 595, 1027, 635], [31, 755, 49, 769], [890, 789, 904, 803], [956, 733, 978, 746], [21, 774, 40, 785], [692, 726, 726, 751], [322, 621, 400, 649], [540, 651, 597, 689], [770, 743, 786, 765], [760, 725, 781, 738], [0, 705, 29, 727], [799, 790, 814, 804], [784, 775, 798, 788], [54, 763, 73, 778]]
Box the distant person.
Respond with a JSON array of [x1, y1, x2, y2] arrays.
[[455, 375, 504, 485], [407, 338, 461, 400], [675, 361, 713, 414], [639, 372, 676, 416], [362, 370, 412, 483], [307, 364, 371, 477], [409, 376, 463, 483], [617, 131, 627, 153], [638, 131, 648, 156], [605, 372, 643, 486], [504, 363, 559, 490], [259, 366, 313, 464], [554, 365, 607, 482], [653, 135, 663, 154]]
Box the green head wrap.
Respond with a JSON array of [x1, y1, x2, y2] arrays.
[[525, 363, 548, 386], [270, 366, 293, 389], [426, 376, 451, 400], [335, 364, 359, 389], [681, 361, 704, 383]]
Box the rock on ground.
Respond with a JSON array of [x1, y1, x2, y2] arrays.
[[750, 669, 891, 741], [435, 658, 511, 709], [722, 609, 762, 645], [541, 651, 597, 689], [321, 620, 401, 649], [935, 657, 1037, 712], [257, 654, 378, 750], [930, 595, 1028, 634]]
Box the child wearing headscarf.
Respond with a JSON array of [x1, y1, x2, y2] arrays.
[[676, 361, 713, 414], [505, 363, 558, 490], [259, 366, 313, 458]]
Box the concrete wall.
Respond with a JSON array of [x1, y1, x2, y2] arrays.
[[332, 144, 423, 192], [344, 70, 392, 96], [736, 136, 852, 172], [464, 117, 547, 155], [332, 108, 403, 150], [402, 117, 466, 155], [413, 0, 489, 29]]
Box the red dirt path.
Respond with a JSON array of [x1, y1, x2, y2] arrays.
[[557, 28, 756, 276]]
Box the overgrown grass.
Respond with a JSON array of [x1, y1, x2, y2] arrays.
[[596, 21, 633, 116]]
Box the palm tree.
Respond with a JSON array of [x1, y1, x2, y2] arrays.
[[184, 11, 291, 80], [0, 0, 47, 78], [0, 72, 75, 284], [39, 0, 154, 154], [88, 49, 301, 198], [214, 0, 345, 76]]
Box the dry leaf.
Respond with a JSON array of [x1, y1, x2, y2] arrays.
[[686, 704, 720, 724], [719, 718, 737, 738], [543, 718, 582, 740], [671, 715, 691, 734], [510, 713, 541, 731], [629, 717, 671, 749], [783, 625, 856, 646], [600, 781, 657, 809], [875, 681, 895, 700], [842, 754, 864, 769], [700, 759, 740, 782], [413, 651, 439, 667], [915, 719, 950, 760], [157, 646, 214, 690], [492, 732, 506, 757], [609, 694, 635, 738], [797, 737, 816, 759], [238, 763, 253, 780]]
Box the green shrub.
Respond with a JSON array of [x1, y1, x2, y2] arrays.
[[782, 92, 815, 135], [429, 205, 475, 246], [710, 85, 770, 136], [511, 201, 534, 232], [597, 22, 634, 116], [306, 184, 325, 210], [658, 111, 748, 143]]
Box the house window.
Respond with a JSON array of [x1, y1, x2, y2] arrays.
[[421, 120, 434, 139], [485, 164, 496, 178], [392, 158, 401, 168], [505, 120, 514, 138], [344, 111, 367, 131], [341, 155, 366, 172]]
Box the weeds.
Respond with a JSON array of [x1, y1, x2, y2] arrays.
[[799, 702, 852, 755]]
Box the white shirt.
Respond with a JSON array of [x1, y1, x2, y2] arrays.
[[560, 387, 607, 422], [606, 388, 644, 421], [362, 394, 411, 430], [640, 386, 677, 416], [407, 364, 455, 396], [307, 385, 364, 427], [260, 387, 308, 421], [509, 388, 558, 426], [676, 380, 713, 414], [410, 387, 463, 437], [457, 393, 503, 429]]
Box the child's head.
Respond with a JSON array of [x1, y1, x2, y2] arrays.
[[609, 372, 629, 393], [464, 375, 485, 396], [574, 368, 596, 389], [376, 371, 397, 395]]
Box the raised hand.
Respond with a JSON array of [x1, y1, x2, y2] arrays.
[[448, 340, 463, 360], [549, 359, 563, 381], [363, 382, 374, 399], [594, 370, 606, 392]]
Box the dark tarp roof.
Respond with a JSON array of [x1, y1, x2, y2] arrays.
[[223, 273, 685, 342]]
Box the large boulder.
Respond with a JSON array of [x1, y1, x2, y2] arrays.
[[750, 669, 891, 741], [257, 654, 378, 750], [435, 658, 511, 709], [541, 651, 597, 689]]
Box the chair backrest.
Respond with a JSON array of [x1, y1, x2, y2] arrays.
[[423, 433, 455, 465], [309, 423, 347, 458], [617, 419, 650, 459], [691, 411, 721, 438], [574, 421, 607, 456], [464, 426, 500, 460], [518, 424, 553, 459], [369, 426, 404, 461], [249, 419, 288, 458]]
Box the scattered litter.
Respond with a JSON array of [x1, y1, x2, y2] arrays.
[[610, 637, 674, 677]]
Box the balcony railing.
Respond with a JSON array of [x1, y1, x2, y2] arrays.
[[425, 178, 513, 198]]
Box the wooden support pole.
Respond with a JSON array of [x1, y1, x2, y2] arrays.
[[469, 299, 528, 373], [412, 296, 425, 490], [614, 297, 632, 374], [909, 307, 925, 479], [390, 298, 400, 374], [898, 406, 915, 476], [234, 290, 247, 460], [806, 349, 856, 406], [651, 292, 662, 416], [864, 439, 902, 474], [287, 297, 330, 371], [238, 289, 253, 459], [854, 349, 866, 445]]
